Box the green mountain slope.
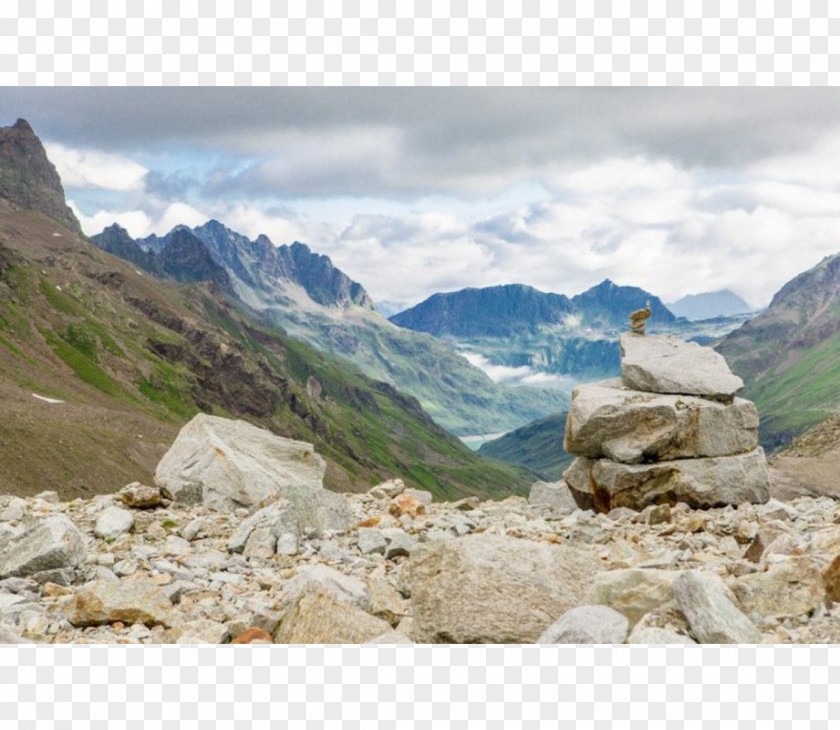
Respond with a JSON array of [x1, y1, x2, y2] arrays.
[[478, 412, 571, 482], [717, 252, 840, 451]]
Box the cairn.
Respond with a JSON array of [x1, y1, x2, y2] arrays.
[[563, 332, 770, 512]]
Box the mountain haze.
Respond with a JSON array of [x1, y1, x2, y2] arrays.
[[670, 289, 752, 321]]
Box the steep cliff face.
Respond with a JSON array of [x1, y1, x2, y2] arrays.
[[189, 221, 375, 311], [0, 119, 81, 234]]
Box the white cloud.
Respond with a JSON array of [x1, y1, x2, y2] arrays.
[[459, 351, 577, 390], [45, 142, 148, 191], [155, 202, 210, 234], [69, 201, 153, 238]]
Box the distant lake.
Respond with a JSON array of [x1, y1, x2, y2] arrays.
[[460, 432, 508, 451]]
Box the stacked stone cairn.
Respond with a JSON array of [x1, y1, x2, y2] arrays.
[[563, 332, 771, 512]]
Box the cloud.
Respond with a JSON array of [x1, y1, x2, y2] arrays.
[[9, 87, 840, 200], [19, 89, 840, 311], [68, 201, 153, 238], [45, 142, 147, 192], [459, 351, 577, 390]]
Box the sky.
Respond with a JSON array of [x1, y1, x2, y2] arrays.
[[4, 87, 840, 311]]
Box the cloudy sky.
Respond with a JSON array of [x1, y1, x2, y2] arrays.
[[4, 87, 840, 311]]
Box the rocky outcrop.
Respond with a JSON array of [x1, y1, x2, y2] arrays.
[[1, 481, 840, 644], [408, 533, 603, 643], [0, 408, 837, 646], [0, 119, 81, 234], [154, 414, 352, 532], [565, 335, 769, 511]]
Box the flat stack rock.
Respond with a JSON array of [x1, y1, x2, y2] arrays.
[[564, 333, 770, 512]]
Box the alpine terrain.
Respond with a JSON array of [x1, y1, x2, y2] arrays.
[[3, 117, 840, 648], [92, 224, 567, 438], [0, 118, 535, 500], [718, 251, 840, 451]]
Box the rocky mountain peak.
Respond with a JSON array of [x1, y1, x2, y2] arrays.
[[0, 118, 81, 234], [12, 118, 34, 134], [571, 280, 675, 329]]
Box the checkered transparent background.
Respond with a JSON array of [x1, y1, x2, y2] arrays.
[[2, 644, 839, 727], [3, 0, 839, 725], [1, 0, 837, 85]]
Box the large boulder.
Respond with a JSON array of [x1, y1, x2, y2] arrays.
[[673, 570, 761, 644], [620, 333, 744, 401], [408, 533, 603, 643], [273, 584, 391, 644], [565, 380, 759, 464], [0, 515, 86, 578], [67, 575, 176, 628], [154, 414, 351, 531], [564, 449, 770, 512]]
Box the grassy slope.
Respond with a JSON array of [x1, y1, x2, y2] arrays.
[[478, 412, 572, 482], [724, 323, 840, 451], [717, 258, 840, 452], [0, 203, 534, 500]]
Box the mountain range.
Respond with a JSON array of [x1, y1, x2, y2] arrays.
[[478, 412, 571, 481], [0, 118, 538, 500], [391, 280, 676, 338], [92, 221, 567, 438], [669, 289, 752, 321]]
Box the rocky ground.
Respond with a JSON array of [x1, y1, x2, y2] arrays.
[[2, 473, 840, 645]]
